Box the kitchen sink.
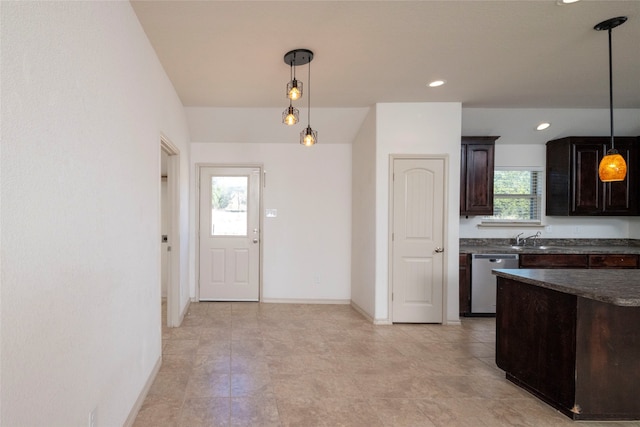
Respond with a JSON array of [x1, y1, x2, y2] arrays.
[[509, 245, 561, 251]]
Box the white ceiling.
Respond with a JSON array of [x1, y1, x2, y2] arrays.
[[131, 1, 640, 110]]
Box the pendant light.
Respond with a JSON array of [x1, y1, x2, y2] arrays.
[[284, 50, 311, 101], [300, 50, 317, 146], [282, 49, 317, 146], [595, 16, 628, 182], [282, 54, 300, 125], [282, 101, 299, 126]]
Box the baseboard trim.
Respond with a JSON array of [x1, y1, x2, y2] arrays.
[[350, 300, 374, 323], [179, 299, 190, 325], [349, 300, 393, 324], [123, 354, 162, 427], [261, 298, 350, 305]]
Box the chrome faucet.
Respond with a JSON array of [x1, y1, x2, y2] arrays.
[[514, 232, 524, 246], [522, 231, 541, 246]]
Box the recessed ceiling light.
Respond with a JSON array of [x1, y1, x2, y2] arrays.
[[536, 122, 551, 131], [557, 0, 580, 4], [428, 80, 446, 88]]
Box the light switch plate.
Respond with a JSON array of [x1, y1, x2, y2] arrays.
[[266, 209, 277, 218]]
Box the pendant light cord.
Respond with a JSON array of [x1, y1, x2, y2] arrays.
[[307, 58, 311, 125], [292, 52, 296, 81], [608, 27, 615, 150]]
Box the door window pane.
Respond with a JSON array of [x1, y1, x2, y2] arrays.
[[210, 176, 248, 236]]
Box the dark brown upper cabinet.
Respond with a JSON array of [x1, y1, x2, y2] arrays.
[[460, 136, 498, 216], [546, 136, 639, 216]]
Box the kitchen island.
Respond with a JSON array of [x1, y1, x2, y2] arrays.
[[493, 269, 640, 421]]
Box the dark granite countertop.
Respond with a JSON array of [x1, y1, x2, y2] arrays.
[[460, 245, 640, 255], [493, 268, 640, 306], [460, 238, 640, 255]]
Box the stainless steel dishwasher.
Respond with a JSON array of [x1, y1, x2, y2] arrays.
[[470, 254, 519, 315]]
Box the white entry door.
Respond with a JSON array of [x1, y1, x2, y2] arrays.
[[199, 166, 261, 301], [391, 157, 445, 323]]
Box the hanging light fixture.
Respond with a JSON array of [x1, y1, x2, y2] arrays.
[[595, 16, 628, 182], [282, 101, 299, 126], [285, 50, 311, 101], [287, 70, 302, 101], [282, 49, 317, 146], [282, 49, 312, 127], [300, 50, 317, 146]]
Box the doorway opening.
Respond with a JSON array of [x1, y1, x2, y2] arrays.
[[161, 136, 181, 327]]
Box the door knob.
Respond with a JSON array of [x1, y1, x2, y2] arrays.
[[253, 238, 259, 243], [435, 247, 445, 253]]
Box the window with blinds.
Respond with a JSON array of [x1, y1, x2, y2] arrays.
[[483, 169, 542, 223]]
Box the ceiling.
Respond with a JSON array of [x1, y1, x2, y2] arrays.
[[131, 1, 640, 110]]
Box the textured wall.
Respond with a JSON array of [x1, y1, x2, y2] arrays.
[[1, 2, 190, 425], [375, 103, 463, 323], [190, 142, 352, 303]]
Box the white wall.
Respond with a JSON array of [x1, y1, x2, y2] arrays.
[[351, 107, 377, 318], [629, 218, 640, 239], [460, 108, 640, 239], [187, 107, 369, 145], [190, 142, 352, 302], [375, 103, 462, 323], [1, 2, 190, 426]]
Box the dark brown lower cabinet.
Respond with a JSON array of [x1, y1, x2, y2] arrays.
[[520, 253, 638, 269], [496, 277, 640, 420], [519, 254, 587, 268], [588, 254, 639, 268], [459, 254, 470, 316]]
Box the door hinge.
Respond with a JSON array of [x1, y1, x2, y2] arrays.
[[392, 233, 394, 241], [392, 293, 394, 301]]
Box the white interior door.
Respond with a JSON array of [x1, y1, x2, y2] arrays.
[[199, 166, 261, 301], [391, 157, 445, 323]]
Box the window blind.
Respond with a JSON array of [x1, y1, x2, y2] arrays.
[[486, 170, 542, 221]]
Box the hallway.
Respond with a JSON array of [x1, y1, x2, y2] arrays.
[[133, 303, 638, 426]]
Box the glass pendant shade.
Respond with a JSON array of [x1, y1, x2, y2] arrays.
[[300, 126, 317, 146], [282, 104, 299, 126], [287, 79, 302, 101], [599, 149, 627, 182]]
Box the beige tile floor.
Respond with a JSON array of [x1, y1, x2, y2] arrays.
[[133, 302, 640, 427]]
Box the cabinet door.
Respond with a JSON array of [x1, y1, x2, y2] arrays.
[[589, 254, 638, 269], [459, 254, 471, 315], [519, 254, 588, 268], [546, 136, 638, 217], [460, 144, 467, 214], [496, 278, 578, 412], [603, 138, 638, 215], [463, 143, 494, 215], [571, 142, 605, 215]]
